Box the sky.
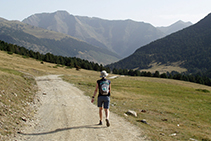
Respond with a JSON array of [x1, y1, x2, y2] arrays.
[[0, 0, 210, 26]]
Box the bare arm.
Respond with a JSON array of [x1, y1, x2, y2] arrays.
[[91, 83, 98, 103]]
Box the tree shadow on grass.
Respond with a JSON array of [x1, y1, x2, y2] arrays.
[[18, 124, 106, 136]]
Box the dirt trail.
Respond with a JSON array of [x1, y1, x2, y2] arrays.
[[15, 75, 146, 141]]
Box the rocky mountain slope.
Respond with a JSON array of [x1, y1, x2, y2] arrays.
[[0, 18, 120, 64], [22, 11, 192, 58]]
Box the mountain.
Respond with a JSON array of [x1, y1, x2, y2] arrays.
[[0, 18, 120, 64], [157, 20, 192, 35], [107, 13, 211, 74], [22, 10, 166, 58]]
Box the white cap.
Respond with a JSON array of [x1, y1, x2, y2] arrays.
[[100, 70, 108, 77]]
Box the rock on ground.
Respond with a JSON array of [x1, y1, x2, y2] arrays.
[[13, 75, 147, 141]]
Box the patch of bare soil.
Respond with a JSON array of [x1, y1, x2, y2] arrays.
[[14, 75, 146, 141]]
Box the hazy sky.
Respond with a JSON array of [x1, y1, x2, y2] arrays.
[[0, 0, 210, 26]]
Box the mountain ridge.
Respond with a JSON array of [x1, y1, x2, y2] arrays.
[[0, 19, 120, 64], [157, 20, 192, 35], [22, 10, 192, 58], [106, 13, 211, 74]]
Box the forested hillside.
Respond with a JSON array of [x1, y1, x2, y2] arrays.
[[107, 13, 211, 75], [1, 39, 211, 86], [0, 40, 110, 72]]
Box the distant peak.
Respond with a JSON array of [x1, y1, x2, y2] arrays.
[[54, 10, 70, 15], [175, 20, 184, 24], [55, 10, 69, 14], [168, 20, 192, 28], [175, 20, 192, 24], [173, 20, 188, 25]]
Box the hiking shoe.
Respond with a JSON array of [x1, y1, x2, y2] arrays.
[[106, 119, 110, 127], [98, 120, 102, 125]]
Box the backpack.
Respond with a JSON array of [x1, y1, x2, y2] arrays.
[[99, 80, 110, 95]]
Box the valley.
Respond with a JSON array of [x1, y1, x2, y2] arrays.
[[0, 10, 211, 141]]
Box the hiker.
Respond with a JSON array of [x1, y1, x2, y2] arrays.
[[91, 70, 111, 127]]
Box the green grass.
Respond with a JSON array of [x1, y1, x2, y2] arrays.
[[0, 50, 211, 141], [62, 74, 211, 141], [0, 67, 22, 75]]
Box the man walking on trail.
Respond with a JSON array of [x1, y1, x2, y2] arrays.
[[91, 70, 111, 127]]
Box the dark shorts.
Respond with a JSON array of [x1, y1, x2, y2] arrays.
[[98, 96, 110, 109]]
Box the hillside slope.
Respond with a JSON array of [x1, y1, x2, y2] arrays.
[[22, 10, 165, 58], [107, 13, 211, 74], [0, 18, 120, 64], [1, 50, 211, 140]]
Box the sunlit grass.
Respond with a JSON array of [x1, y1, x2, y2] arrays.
[[62, 73, 211, 141], [1, 50, 211, 140], [0, 70, 37, 138]]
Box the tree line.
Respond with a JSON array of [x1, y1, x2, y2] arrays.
[[112, 68, 211, 86], [1, 40, 211, 86], [0, 40, 110, 73]]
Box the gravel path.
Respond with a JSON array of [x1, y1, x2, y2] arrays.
[[15, 75, 146, 141]]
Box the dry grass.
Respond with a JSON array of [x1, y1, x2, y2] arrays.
[[0, 51, 73, 140], [0, 51, 211, 141], [140, 61, 187, 73], [61, 71, 211, 141], [0, 69, 37, 140]]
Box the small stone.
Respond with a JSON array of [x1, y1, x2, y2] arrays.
[[161, 119, 168, 121], [137, 119, 148, 124], [1, 90, 5, 94], [12, 92, 18, 97], [126, 110, 137, 117], [21, 117, 27, 122], [141, 110, 146, 113], [169, 133, 176, 136], [189, 138, 198, 141], [160, 133, 165, 136], [140, 119, 148, 124], [124, 113, 128, 117]]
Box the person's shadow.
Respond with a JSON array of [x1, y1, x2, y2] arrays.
[[18, 124, 106, 136]]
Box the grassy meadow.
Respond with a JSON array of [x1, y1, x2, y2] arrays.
[[62, 71, 211, 141], [0, 50, 211, 141]]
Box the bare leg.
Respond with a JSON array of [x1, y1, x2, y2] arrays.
[[105, 109, 110, 127], [99, 107, 103, 121], [104, 108, 109, 119]]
